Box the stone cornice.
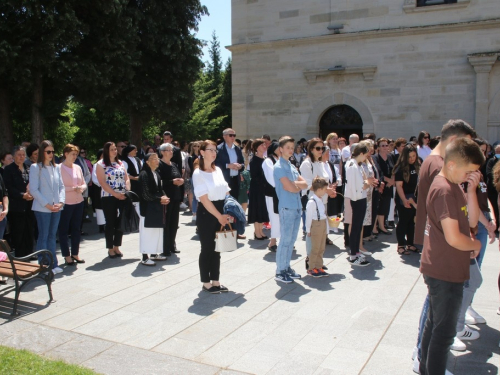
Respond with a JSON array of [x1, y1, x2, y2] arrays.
[[226, 18, 500, 53], [468, 53, 499, 74], [304, 66, 377, 83]]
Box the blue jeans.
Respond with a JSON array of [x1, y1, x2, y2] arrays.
[[0, 216, 7, 239], [475, 212, 490, 268], [276, 208, 301, 274], [456, 259, 482, 332], [34, 211, 61, 268], [192, 195, 198, 214], [420, 275, 464, 375], [416, 294, 430, 360]]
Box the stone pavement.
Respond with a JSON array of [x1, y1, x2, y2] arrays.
[[0, 212, 499, 375]]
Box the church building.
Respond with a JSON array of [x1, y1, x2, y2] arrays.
[[228, 0, 500, 142]]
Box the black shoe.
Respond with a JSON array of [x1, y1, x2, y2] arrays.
[[386, 221, 395, 229], [172, 249, 181, 254], [267, 245, 277, 252], [99, 225, 105, 233], [162, 252, 172, 257], [202, 285, 220, 294], [305, 256, 309, 270], [379, 229, 391, 235], [322, 265, 328, 270], [216, 285, 229, 292]]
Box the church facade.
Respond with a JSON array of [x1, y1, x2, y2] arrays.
[[228, 0, 500, 142]]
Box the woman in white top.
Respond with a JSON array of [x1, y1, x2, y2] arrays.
[[263, 141, 281, 251], [417, 131, 431, 161], [193, 140, 231, 294], [300, 138, 334, 246], [96, 142, 130, 258], [344, 143, 377, 267]]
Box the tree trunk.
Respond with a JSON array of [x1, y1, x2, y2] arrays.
[[129, 112, 142, 147], [0, 87, 14, 154], [32, 72, 44, 145]]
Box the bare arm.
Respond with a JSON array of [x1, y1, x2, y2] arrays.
[[441, 217, 481, 254]]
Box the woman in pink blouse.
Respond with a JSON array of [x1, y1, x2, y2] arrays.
[[59, 144, 87, 265]]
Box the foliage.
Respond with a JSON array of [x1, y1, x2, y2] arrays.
[[0, 345, 98, 375], [219, 58, 232, 132]]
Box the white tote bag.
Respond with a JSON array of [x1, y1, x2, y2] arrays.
[[215, 223, 237, 252]]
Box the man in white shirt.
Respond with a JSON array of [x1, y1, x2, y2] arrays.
[[341, 134, 359, 162]]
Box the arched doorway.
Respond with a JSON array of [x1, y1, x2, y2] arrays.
[[319, 105, 363, 140]]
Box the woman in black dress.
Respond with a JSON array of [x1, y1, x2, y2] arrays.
[[158, 142, 184, 256], [247, 138, 269, 240]]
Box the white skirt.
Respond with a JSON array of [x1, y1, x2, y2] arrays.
[[139, 215, 163, 254], [96, 209, 106, 225]]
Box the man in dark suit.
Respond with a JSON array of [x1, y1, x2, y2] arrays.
[[215, 128, 244, 200], [163, 131, 183, 169]]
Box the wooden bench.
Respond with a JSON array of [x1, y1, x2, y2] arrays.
[[0, 240, 54, 316]]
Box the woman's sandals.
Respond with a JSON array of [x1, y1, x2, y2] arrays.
[[397, 246, 410, 255]]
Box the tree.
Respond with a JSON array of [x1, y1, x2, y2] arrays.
[[206, 31, 223, 93], [92, 0, 208, 146], [0, 0, 83, 149], [219, 58, 232, 131], [175, 72, 226, 141]]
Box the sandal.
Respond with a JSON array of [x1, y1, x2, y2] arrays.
[[397, 246, 410, 255], [406, 245, 419, 253]]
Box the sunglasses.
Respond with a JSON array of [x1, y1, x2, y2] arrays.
[[314, 146, 327, 152], [423, 136, 429, 139], [45, 150, 55, 154], [226, 134, 236, 137]]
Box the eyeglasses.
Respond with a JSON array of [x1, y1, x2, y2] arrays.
[[205, 148, 218, 153], [225, 134, 236, 137], [423, 136, 429, 139], [314, 146, 326, 152], [45, 150, 55, 154]]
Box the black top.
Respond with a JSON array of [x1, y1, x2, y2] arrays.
[[125, 156, 142, 195], [158, 160, 182, 201], [0, 174, 7, 201], [395, 164, 418, 195], [188, 155, 198, 178], [373, 153, 394, 197], [248, 155, 269, 224], [3, 162, 31, 213], [139, 167, 165, 228]]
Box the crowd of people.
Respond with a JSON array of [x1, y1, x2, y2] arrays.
[[0, 121, 499, 375]]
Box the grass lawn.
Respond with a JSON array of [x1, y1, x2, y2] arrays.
[[0, 345, 98, 374]]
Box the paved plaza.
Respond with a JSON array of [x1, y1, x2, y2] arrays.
[[0, 212, 499, 374]]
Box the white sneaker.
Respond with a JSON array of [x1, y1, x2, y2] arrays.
[[52, 267, 63, 274], [412, 346, 418, 361], [412, 356, 420, 374], [150, 254, 167, 261], [192, 215, 196, 222], [356, 252, 366, 259], [359, 250, 372, 256], [466, 306, 486, 324], [140, 259, 156, 266], [450, 336, 466, 351], [179, 202, 188, 210], [456, 326, 480, 341]]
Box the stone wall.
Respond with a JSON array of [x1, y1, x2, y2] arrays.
[[229, 0, 500, 142]]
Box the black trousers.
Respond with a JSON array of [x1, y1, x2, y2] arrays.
[[8, 211, 34, 257], [420, 275, 463, 375], [228, 175, 240, 200], [59, 202, 84, 257], [101, 197, 125, 249], [163, 199, 180, 255], [349, 198, 366, 256], [197, 199, 224, 283], [327, 186, 344, 217], [395, 202, 416, 246]]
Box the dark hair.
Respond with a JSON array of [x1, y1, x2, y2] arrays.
[[96, 148, 104, 160], [251, 138, 266, 154], [376, 137, 389, 147], [122, 145, 137, 160], [444, 138, 485, 167], [199, 140, 217, 171], [103, 142, 120, 167], [338, 137, 347, 144], [409, 136, 417, 142], [441, 119, 476, 141], [243, 139, 253, 155], [26, 143, 39, 158], [279, 136, 295, 148], [62, 144, 79, 156], [417, 131, 430, 147], [395, 138, 407, 148], [311, 177, 328, 192], [307, 138, 324, 162], [262, 134, 271, 141], [429, 136, 440, 149], [392, 144, 420, 183], [163, 131, 173, 138], [0, 152, 12, 163], [363, 133, 376, 141], [351, 144, 369, 158], [38, 140, 56, 167]]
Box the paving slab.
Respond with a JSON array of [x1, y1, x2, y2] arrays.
[[0, 213, 498, 374]]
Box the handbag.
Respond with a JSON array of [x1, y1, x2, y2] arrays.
[[215, 223, 237, 253]]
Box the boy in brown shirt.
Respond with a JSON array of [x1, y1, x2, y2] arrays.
[[419, 138, 484, 375]]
